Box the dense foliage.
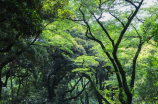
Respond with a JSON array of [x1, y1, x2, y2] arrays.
[[0, 0, 158, 104]]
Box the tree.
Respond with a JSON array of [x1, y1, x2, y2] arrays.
[[0, 0, 43, 100], [0, 0, 72, 101], [70, 0, 157, 103]]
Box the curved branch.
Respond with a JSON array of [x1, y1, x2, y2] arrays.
[[131, 24, 141, 38], [125, 0, 137, 8], [109, 12, 125, 28]]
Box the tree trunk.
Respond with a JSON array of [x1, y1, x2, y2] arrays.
[[85, 92, 89, 104]]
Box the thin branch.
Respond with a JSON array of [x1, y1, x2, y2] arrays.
[[98, 12, 103, 20], [108, 0, 125, 28], [124, 36, 140, 41], [135, 16, 144, 23], [79, 7, 96, 40], [147, 34, 154, 43], [28, 30, 41, 47], [27, 22, 50, 47], [109, 12, 125, 28], [131, 24, 141, 38], [89, 11, 115, 47], [125, 0, 137, 8]]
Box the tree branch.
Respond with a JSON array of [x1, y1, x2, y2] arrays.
[[62, 77, 82, 99], [130, 41, 143, 88], [125, 0, 137, 8], [89, 11, 115, 47], [130, 24, 144, 88], [109, 12, 125, 28], [63, 81, 89, 102], [131, 24, 141, 38]]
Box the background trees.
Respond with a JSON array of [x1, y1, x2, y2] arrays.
[[0, 0, 43, 100]]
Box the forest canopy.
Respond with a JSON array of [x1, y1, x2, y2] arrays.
[[0, 0, 158, 104]]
